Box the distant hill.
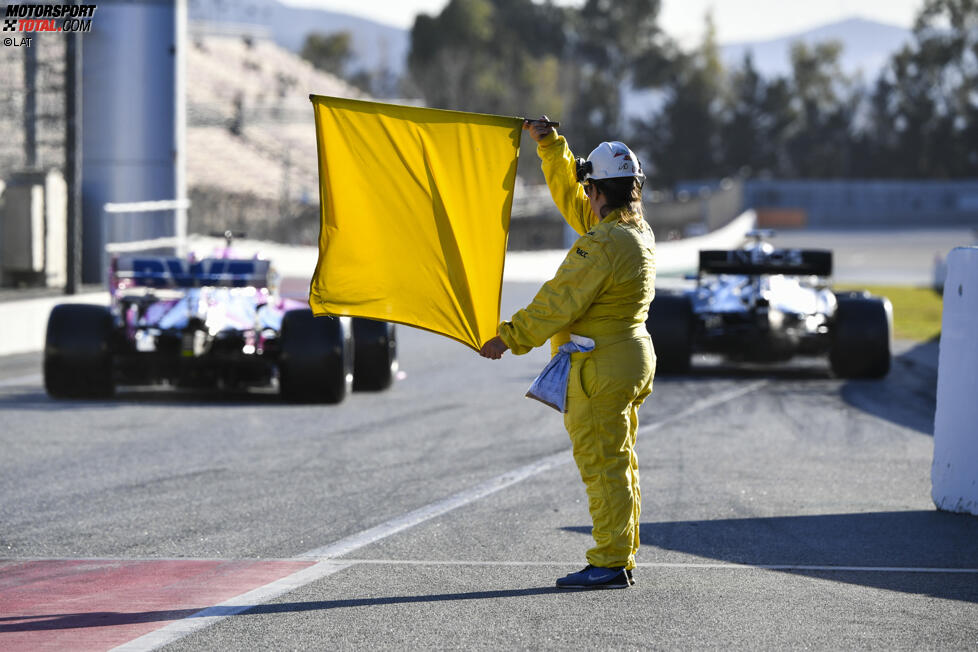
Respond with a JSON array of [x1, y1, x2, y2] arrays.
[[189, 0, 410, 77], [720, 17, 911, 81], [189, 5, 912, 107], [621, 17, 912, 121]]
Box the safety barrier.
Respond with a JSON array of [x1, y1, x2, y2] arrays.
[[505, 209, 757, 283], [932, 246, 978, 515], [0, 290, 108, 357], [746, 180, 978, 228]]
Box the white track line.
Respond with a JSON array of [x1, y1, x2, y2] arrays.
[[10, 557, 977, 575], [110, 561, 354, 652], [296, 453, 571, 560], [111, 379, 768, 651], [299, 380, 768, 562], [638, 380, 768, 435], [338, 559, 978, 574]]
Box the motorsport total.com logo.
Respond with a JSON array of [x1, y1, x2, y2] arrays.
[[3, 3, 97, 34]]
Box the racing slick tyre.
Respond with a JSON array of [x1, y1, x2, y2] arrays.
[[830, 293, 892, 379], [44, 304, 115, 398], [351, 318, 398, 392], [645, 294, 693, 374], [279, 310, 352, 404]]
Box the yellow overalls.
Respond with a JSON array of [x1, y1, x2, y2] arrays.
[[498, 132, 656, 570]]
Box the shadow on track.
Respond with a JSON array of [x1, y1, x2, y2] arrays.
[[839, 338, 939, 436], [0, 387, 298, 411], [0, 587, 563, 632], [565, 510, 978, 603], [655, 355, 833, 382], [651, 340, 939, 435]]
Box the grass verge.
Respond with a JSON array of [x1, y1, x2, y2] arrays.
[[836, 284, 943, 342]]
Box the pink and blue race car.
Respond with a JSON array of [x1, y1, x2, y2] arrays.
[[44, 240, 396, 403]]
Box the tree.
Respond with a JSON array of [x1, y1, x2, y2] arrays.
[[718, 53, 794, 176], [567, 0, 674, 146], [408, 0, 568, 116], [782, 41, 861, 177], [407, 0, 676, 155], [632, 11, 724, 185], [300, 32, 355, 78], [866, 0, 978, 177]]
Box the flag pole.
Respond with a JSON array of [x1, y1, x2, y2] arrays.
[[523, 118, 560, 128]]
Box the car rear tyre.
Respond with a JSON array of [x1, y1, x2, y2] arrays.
[[352, 318, 397, 392], [44, 304, 115, 398], [830, 294, 892, 379], [279, 310, 352, 403], [645, 294, 693, 374]]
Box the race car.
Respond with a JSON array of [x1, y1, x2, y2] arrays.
[[43, 235, 397, 402], [646, 231, 892, 378]]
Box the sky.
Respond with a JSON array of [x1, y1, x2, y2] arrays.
[[279, 0, 925, 45]]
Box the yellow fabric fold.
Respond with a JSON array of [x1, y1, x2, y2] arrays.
[[308, 95, 523, 350]]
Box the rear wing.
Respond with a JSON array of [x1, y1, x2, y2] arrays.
[[699, 249, 833, 277], [114, 256, 271, 288]]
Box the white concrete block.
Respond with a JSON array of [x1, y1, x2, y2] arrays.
[[0, 292, 108, 357], [932, 246, 978, 515]]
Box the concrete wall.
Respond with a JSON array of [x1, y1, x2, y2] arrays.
[[510, 179, 747, 251], [187, 186, 319, 246], [652, 179, 745, 235], [507, 216, 565, 251], [0, 291, 109, 357], [745, 180, 978, 228], [932, 246, 978, 516]]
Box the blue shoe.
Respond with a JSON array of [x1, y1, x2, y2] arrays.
[[555, 564, 630, 589]]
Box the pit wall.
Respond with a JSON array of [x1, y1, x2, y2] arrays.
[[932, 246, 978, 515], [746, 180, 978, 228], [677, 179, 978, 228], [0, 291, 108, 357]]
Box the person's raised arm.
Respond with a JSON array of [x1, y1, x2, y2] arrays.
[[524, 116, 593, 235]]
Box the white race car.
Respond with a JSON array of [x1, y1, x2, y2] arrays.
[[646, 231, 892, 378]]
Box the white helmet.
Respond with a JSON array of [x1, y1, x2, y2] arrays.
[[577, 141, 645, 183]]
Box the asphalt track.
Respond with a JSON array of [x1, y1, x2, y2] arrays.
[[2, 233, 978, 649]]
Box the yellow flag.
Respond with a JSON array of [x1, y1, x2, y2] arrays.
[[308, 95, 522, 350]]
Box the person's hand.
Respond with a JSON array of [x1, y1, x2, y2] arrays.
[[479, 335, 509, 360], [523, 115, 555, 143]]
